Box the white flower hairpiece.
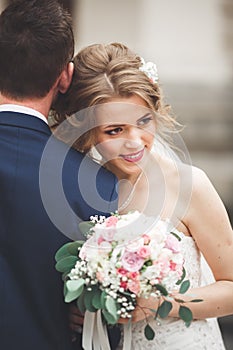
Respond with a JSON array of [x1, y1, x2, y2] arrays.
[[139, 57, 159, 84]]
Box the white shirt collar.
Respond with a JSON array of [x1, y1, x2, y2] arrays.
[[0, 104, 48, 125]]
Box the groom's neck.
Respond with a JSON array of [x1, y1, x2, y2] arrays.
[[0, 92, 54, 119]]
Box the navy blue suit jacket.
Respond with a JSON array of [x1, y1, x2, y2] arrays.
[[0, 111, 118, 350]]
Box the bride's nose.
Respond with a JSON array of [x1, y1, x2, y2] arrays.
[[124, 128, 142, 149]]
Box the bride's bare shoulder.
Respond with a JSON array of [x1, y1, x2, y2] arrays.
[[186, 165, 225, 216], [156, 154, 193, 179], [190, 165, 214, 194]]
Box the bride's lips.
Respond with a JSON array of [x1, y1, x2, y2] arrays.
[[120, 149, 144, 163]]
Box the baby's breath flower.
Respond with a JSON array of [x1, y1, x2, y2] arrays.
[[139, 57, 159, 84]]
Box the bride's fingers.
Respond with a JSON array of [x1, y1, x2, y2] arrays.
[[69, 322, 83, 334], [69, 304, 83, 316], [69, 304, 84, 327], [69, 312, 84, 325], [117, 317, 130, 324]]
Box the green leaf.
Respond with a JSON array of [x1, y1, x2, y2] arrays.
[[64, 279, 84, 303], [77, 291, 86, 314], [55, 256, 78, 273], [178, 305, 193, 325], [62, 271, 69, 281], [154, 284, 168, 296], [144, 324, 155, 340], [144, 260, 153, 267], [105, 296, 118, 318], [84, 289, 97, 312], [65, 290, 79, 303], [92, 288, 103, 309], [55, 243, 72, 262], [63, 282, 68, 296], [120, 290, 134, 299], [79, 221, 94, 236], [179, 280, 190, 294], [174, 298, 185, 304], [158, 300, 173, 318], [67, 241, 84, 255], [190, 299, 203, 303], [170, 231, 181, 241], [66, 279, 85, 293], [100, 291, 107, 308], [55, 241, 83, 262], [102, 309, 118, 325], [185, 321, 192, 327], [176, 267, 186, 285], [149, 308, 158, 314]]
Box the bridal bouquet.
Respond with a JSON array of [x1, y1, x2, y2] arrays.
[[55, 211, 196, 346]]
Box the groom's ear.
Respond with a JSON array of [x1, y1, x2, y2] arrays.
[[57, 61, 74, 93]]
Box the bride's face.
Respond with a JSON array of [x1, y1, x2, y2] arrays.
[[94, 95, 156, 179]]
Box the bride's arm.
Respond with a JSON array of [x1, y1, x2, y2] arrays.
[[171, 166, 233, 319], [119, 166, 233, 324]]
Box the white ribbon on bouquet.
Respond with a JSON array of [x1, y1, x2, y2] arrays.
[[82, 311, 132, 350]]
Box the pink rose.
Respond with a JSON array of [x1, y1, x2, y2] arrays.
[[171, 259, 184, 277], [117, 267, 128, 276], [138, 246, 151, 259], [120, 280, 128, 290], [121, 251, 144, 272], [105, 216, 118, 227], [169, 261, 177, 271], [128, 280, 141, 295], [165, 234, 181, 253], [127, 271, 139, 280]]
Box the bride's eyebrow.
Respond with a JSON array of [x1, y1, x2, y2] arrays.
[[102, 124, 126, 129], [137, 112, 152, 123], [101, 113, 152, 129]]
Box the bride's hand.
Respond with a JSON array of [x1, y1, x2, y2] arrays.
[[69, 304, 84, 334], [118, 295, 159, 324]]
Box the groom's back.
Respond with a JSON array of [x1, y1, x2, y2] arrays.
[[0, 111, 117, 350], [0, 1, 117, 349], [0, 112, 76, 349]]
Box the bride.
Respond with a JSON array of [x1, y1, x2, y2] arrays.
[[52, 42, 233, 349]]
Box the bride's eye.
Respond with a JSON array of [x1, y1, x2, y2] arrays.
[[105, 127, 123, 135], [137, 114, 153, 127]]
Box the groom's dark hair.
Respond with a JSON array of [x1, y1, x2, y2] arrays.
[[0, 0, 74, 99]]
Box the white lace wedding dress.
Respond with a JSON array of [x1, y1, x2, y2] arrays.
[[117, 229, 226, 350]]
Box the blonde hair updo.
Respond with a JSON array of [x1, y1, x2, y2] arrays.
[[53, 42, 177, 153]]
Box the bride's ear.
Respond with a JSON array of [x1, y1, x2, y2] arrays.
[[57, 61, 74, 93]]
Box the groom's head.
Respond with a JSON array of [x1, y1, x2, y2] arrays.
[[0, 0, 74, 100]]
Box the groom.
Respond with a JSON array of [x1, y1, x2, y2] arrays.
[[0, 1, 119, 349]]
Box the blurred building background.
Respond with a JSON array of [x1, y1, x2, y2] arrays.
[[1, 0, 232, 348]]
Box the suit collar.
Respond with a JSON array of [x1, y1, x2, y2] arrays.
[[0, 111, 51, 136], [0, 104, 48, 124]]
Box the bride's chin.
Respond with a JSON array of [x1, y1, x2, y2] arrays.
[[105, 161, 140, 179], [119, 170, 142, 183]]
